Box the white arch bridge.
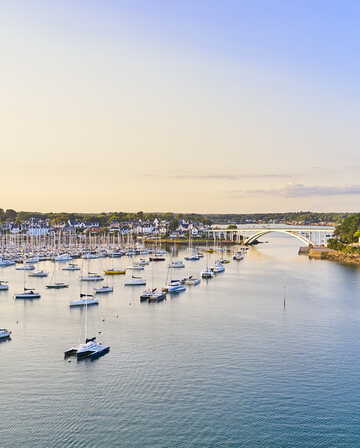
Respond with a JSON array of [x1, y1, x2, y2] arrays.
[[207, 226, 334, 246]]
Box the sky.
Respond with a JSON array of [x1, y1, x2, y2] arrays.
[[1, 0, 360, 213]]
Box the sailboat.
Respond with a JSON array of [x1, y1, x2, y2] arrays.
[[15, 270, 41, 299], [69, 293, 99, 307], [46, 260, 69, 289], [65, 294, 109, 359]]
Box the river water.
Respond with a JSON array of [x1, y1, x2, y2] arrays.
[[1, 235, 360, 447]]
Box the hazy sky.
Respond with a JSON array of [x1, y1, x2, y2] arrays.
[[2, 0, 360, 213]]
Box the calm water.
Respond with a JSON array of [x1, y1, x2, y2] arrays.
[[1, 236, 360, 447]]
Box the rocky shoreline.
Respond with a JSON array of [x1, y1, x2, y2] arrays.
[[302, 247, 360, 266]]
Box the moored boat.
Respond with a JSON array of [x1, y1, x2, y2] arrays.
[[46, 282, 69, 289]]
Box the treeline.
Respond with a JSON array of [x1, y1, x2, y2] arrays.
[[207, 212, 349, 224], [0, 209, 212, 226], [327, 213, 360, 251]]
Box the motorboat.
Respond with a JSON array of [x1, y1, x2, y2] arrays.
[[16, 264, 35, 271], [0, 328, 11, 340], [212, 263, 225, 274], [233, 251, 245, 261], [54, 254, 72, 262], [127, 264, 144, 271], [46, 282, 69, 289], [104, 268, 126, 275], [137, 258, 150, 266], [94, 285, 113, 294], [201, 269, 214, 279], [80, 273, 104, 281], [69, 295, 99, 307], [62, 263, 81, 271], [28, 270, 48, 278], [124, 276, 146, 286], [169, 260, 185, 268], [167, 280, 186, 294], [15, 289, 41, 299], [181, 275, 201, 286], [219, 259, 231, 264], [0, 281, 9, 291]]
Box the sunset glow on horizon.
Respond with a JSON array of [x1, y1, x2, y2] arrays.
[[2, 0, 360, 213]]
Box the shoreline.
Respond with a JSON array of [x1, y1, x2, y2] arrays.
[[304, 247, 360, 266]]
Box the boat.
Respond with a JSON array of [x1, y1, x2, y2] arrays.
[[46, 282, 69, 289], [0, 281, 9, 291], [184, 254, 200, 261], [148, 289, 167, 303], [137, 258, 150, 266], [76, 338, 110, 359], [15, 289, 41, 299], [233, 251, 245, 261], [149, 256, 165, 262], [201, 269, 214, 279], [80, 273, 104, 281], [62, 263, 81, 271], [26, 256, 39, 264], [212, 263, 225, 274], [182, 275, 201, 286], [104, 268, 126, 275], [0, 259, 15, 267], [54, 254, 72, 262], [16, 264, 35, 271], [124, 276, 146, 286], [219, 259, 231, 264], [0, 328, 11, 340], [167, 280, 186, 294], [69, 294, 99, 307], [110, 251, 124, 258], [28, 270, 48, 278], [127, 264, 144, 271], [94, 285, 113, 294], [82, 252, 100, 259], [169, 260, 185, 268]]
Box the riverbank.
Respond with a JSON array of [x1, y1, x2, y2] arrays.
[[302, 247, 360, 265]]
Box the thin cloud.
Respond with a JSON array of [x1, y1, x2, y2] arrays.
[[232, 184, 360, 197], [145, 173, 294, 180]]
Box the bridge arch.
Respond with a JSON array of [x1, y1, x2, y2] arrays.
[[244, 229, 313, 246]]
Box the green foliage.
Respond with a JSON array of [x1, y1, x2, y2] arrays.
[[333, 213, 360, 243]]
